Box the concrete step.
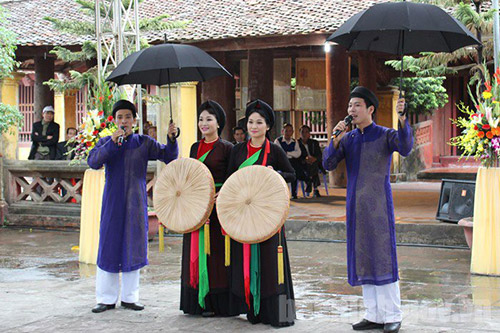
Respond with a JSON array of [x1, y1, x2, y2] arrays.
[[284, 220, 468, 248]]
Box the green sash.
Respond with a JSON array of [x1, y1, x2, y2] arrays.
[[238, 145, 265, 315], [197, 148, 212, 308]]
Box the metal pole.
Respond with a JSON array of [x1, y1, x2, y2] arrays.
[[494, 0, 500, 69], [95, 0, 102, 86], [133, 0, 143, 134]]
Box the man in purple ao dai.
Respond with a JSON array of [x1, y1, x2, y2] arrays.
[[323, 87, 413, 333]]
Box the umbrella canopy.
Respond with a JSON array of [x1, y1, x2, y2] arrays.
[[106, 43, 232, 86], [106, 43, 232, 134], [327, 1, 480, 55]]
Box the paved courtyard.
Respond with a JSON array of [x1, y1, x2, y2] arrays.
[[1, 228, 499, 332]]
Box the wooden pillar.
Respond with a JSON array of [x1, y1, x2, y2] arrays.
[[248, 49, 274, 137], [201, 52, 236, 141], [357, 51, 377, 93], [34, 56, 55, 122], [326, 45, 350, 187]]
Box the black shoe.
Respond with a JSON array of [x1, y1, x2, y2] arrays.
[[352, 319, 384, 330], [121, 301, 145, 311], [384, 322, 401, 333], [313, 190, 321, 198], [292, 194, 298, 199], [305, 183, 312, 193], [202, 311, 215, 317], [91, 303, 115, 313]]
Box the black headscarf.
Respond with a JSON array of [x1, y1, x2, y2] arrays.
[[199, 100, 226, 135], [245, 99, 275, 130], [112, 99, 137, 118]]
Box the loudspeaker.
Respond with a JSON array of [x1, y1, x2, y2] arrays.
[[436, 179, 475, 223]]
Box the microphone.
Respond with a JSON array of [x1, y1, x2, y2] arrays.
[[117, 126, 126, 147], [332, 115, 353, 139]]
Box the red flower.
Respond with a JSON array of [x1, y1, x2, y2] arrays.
[[100, 122, 106, 128], [474, 125, 478, 131], [485, 81, 492, 92], [486, 131, 494, 139], [107, 116, 113, 121], [475, 105, 480, 110], [99, 96, 104, 102], [478, 131, 485, 138], [93, 130, 99, 135], [98, 110, 104, 116], [483, 124, 491, 130], [86, 141, 92, 147], [108, 94, 113, 100], [495, 67, 500, 84]]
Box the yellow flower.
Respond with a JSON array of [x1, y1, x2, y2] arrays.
[[100, 128, 113, 138], [483, 91, 493, 99]]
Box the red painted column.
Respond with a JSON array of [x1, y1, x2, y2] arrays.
[[357, 51, 377, 93], [326, 45, 350, 187], [201, 52, 236, 141]]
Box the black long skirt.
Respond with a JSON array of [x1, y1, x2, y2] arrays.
[[180, 209, 247, 316], [231, 228, 296, 327]]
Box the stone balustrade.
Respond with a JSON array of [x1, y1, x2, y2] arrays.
[[1, 160, 157, 229]]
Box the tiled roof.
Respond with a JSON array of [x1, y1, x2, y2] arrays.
[[4, 0, 385, 46]]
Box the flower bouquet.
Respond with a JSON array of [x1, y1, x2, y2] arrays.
[[451, 67, 500, 168], [69, 82, 121, 163]]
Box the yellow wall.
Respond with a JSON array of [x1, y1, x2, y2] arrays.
[[377, 87, 401, 172], [158, 82, 198, 160], [0, 74, 23, 159], [54, 91, 65, 141]]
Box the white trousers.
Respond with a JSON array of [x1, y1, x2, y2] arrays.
[[96, 267, 140, 304], [362, 281, 402, 324]]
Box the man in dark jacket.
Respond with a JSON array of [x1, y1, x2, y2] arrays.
[[56, 127, 77, 160], [28, 106, 60, 160], [298, 125, 325, 197]]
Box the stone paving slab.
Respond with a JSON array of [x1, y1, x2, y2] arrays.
[[1, 229, 499, 332]]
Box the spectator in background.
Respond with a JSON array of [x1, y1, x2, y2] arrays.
[[232, 126, 246, 144], [28, 106, 60, 160], [57, 127, 77, 160], [147, 126, 157, 141], [143, 121, 152, 133], [298, 125, 324, 197], [275, 123, 307, 199]]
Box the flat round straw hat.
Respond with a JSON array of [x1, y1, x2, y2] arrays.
[[217, 165, 290, 244], [153, 158, 215, 233]]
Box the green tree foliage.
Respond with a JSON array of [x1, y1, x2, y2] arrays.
[[392, 77, 449, 116], [0, 5, 22, 134], [44, 0, 188, 95]]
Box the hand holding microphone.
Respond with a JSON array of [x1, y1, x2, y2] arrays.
[[117, 125, 126, 147], [332, 115, 353, 140]]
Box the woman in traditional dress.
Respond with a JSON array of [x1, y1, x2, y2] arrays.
[[226, 99, 296, 327], [180, 100, 247, 317]]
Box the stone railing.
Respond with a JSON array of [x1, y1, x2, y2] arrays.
[[2, 160, 157, 228]]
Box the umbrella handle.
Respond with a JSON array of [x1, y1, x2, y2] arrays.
[[170, 119, 181, 139], [398, 90, 408, 117]]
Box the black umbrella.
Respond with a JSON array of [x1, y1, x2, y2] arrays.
[[327, 0, 480, 104], [106, 43, 232, 135]]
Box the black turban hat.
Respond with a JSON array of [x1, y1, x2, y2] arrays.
[[112, 99, 137, 118], [199, 100, 226, 135], [245, 99, 274, 130], [350, 86, 379, 111]]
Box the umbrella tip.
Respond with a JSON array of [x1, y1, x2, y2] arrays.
[[164, 33, 167, 44]]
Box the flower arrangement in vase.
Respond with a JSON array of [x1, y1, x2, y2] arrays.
[[451, 67, 500, 168]]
